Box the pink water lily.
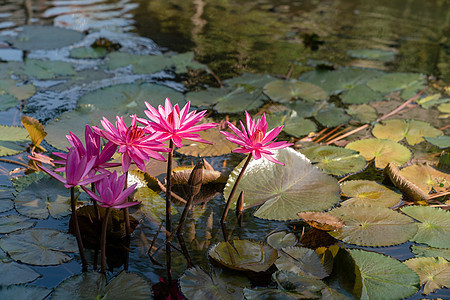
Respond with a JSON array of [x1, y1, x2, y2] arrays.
[[220, 111, 293, 165], [93, 114, 169, 173], [138, 98, 217, 148]]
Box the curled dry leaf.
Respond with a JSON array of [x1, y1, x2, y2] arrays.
[[297, 212, 345, 231]]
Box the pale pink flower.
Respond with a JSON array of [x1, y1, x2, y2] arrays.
[[220, 111, 293, 165], [138, 98, 217, 148]]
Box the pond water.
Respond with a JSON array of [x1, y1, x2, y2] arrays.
[[0, 0, 449, 299]]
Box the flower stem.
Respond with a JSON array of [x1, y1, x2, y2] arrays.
[[124, 172, 131, 236], [91, 183, 100, 270], [71, 187, 88, 271], [100, 207, 111, 273], [220, 153, 252, 224], [165, 140, 174, 283]]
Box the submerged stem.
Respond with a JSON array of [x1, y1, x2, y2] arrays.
[[100, 207, 111, 273], [165, 140, 174, 282], [71, 187, 88, 271]]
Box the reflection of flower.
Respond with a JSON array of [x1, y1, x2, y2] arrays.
[[82, 171, 139, 209], [139, 98, 217, 147], [93, 115, 169, 173], [220, 111, 293, 165]]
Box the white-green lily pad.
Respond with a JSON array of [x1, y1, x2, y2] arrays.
[[425, 136, 450, 149], [328, 205, 417, 246], [223, 148, 340, 221], [263, 79, 328, 103], [6, 25, 84, 50], [404, 257, 450, 295], [345, 138, 411, 169], [0, 229, 78, 266], [208, 240, 277, 272], [400, 206, 450, 249], [0, 125, 29, 157], [104, 52, 172, 74], [266, 231, 297, 250], [314, 106, 350, 127], [372, 119, 442, 145], [341, 84, 383, 104], [14, 177, 71, 219], [276, 246, 329, 279], [348, 249, 419, 300], [24, 59, 76, 79], [70, 47, 108, 59], [0, 261, 41, 285], [171, 52, 206, 73], [346, 104, 378, 123], [299, 145, 366, 176], [340, 180, 402, 208], [0, 187, 14, 212], [0, 285, 51, 299], [411, 245, 450, 261], [367, 72, 426, 96], [399, 163, 450, 193], [0, 215, 35, 233], [0, 79, 36, 101], [347, 49, 396, 62]]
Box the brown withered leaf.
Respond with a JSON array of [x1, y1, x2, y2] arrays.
[[297, 212, 345, 231], [21, 115, 47, 151]]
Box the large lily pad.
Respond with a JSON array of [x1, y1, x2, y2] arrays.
[[276, 246, 329, 279], [411, 245, 450, 261], [223, 73, 275, 90], [0, 261, 41, 285], [314, 105, 350, 127], [266, 231, 297, 250], [70, 47, 108, 59], [399, 163, 450, 193], [0, 79, 36, 100], [14, 177, 71, 219], [348, 249, 419, 300], [340, 180, 402, 207], [0, 285, 51, 299], [400, 206, 450, 249], [24, 59, 76, 79], [0, 215, 35, 233], [265, 110, 317, 138], [347, 49, 396, 62], [425, 135, 450, 149], [208, 240, 277, 272], [131, 187, 166, 223], [104, 52, 172, 74], [223, 148, 340, 221], [0, 187, 14, 212], [345, 138, 411, 169], [176, 127, 236, 156], [372, 119, 442, 145], [347, 104, 378, 123], [328, 205, 417, 246], [0, 229, 78, 265], [299, 145, 366, 176], [404, 257, 450, 295], [341, 84, 382, 104], [0, 125, 29, 157], [171, 52, 206, 73], [0, 94, 19, 111], [367, 72, 426, 98], [263, 79, 327, 103]]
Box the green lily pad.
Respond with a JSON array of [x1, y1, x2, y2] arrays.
[[425, 136, 450, 149], [400, 206, 450, 249], [341, 84, 382, 104], [286, 100, 320, 118], [372, 119, 442, 145], [24, 59, 76, 79], [346, 104, 378, 123], [176, 127, 237, 156], [104, 52, 172, 74], [14, 177, 71, 219], [11, 172, 48, 194], [367, 72, 426, 96], [299, 145, 366, 176], [0, 187, 14, 212], [417, 94, 447, 109], [404, 257, 450, 295], [265, 110, 317, 137], [6, 25, 84, 50], [223, 148, 340, 221], [208, 240, 278, 272], [70, 47, 108, 59], [314, 105, 350, 127], [171, 52, 206, 73], [131, 187, 166, 223], [276, 246, 329, 279], [0, 61, 25, 79], [179, 267, 249, 300], [0, 229, 78, 266], [348, 249, 419, 300], [263, 79, 328, 103], [0, 79, 36, 101], [0, 261, 41, 285], [0, 285, 51, 299], [438, 102, 450, 114], [345, 138, 411, 169], [411, 245, 450, 261], [0, 215, 35, 233], [51, 271, 152, 299], [329, 205, 417, 246], [0, 94, 19, 111], [347, 49, 396, 62], [0, 125, 29, 157], [340, 180, 402, 208], [266, 231, 297, 250], [223, 73, 275, 90], [399, 163, 450, 193]]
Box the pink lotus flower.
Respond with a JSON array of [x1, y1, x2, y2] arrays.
[[93, 115, 169, 173], [138, 98, 217, 148], [220, 111, 293, 165], [81, 171, 139, 209]]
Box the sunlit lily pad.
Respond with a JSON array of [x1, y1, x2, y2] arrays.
[[299, 145, 366, 176], [399, 163, 450, 193], [51, 271, 152, 299], [400, 206, 450, 249], [176, 127, 237, 156], [367, 72, 426, 98], [223, 148, 340, 221], [24, 59, 76, 79], [266, 231, 297, 250], [0, 285, 51, 299], [0, 261, 41, 285], [131, 187, 166, 223], [347, 49, 396, 62], [0, 125, 29, 157], [263, 79, 327, 103], [179, 266, 249, 300], [0, 229, 78, 265], [341, 84, 382, 104], [348, 249, 419, 300], [208, 239, 277, 272], [276, 246, 329, 279], [6, 25, 84, 50], [411, 245, 450, 261], [345, 138, 411, 169], [372, 119, 442, 145], [0, 215, 35, 233], [70, 47, 108, 59], [104, 52, 172, 74], [14, 177, 71, 219], [340, 180, 402, 208], [328, 205, 417, 246], [171, 52, 206, 73], [404, 257, 450, 295], [346, 104, 378, 123], [297, 212, 345, 231], [314, 106, 350, 127], [0, 79, 36, 101], [0, 187, 14, 212], [425, 136, 450, 148]]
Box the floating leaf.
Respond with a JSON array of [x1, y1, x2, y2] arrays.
[[0, 125, 29, 157], [314, 106, 350, 127], [425, 135, 450, 148], [223, 73, 275, 90], [329, 205, 417, 246], [348, 249, 419, 300], [176, 127, 237, 157], [372, 119, 442, 145], [404, 257, 450, 295], [399, 163, 450, 193], [346, 104, 378, 123], [0, 215, 35, 233], [0, 229, 78, 265], [223, 148, 340, 221], [0, 94, 19, 111], [5, 25, 84, 50], [297, 212, 344, 231], [400, 206, 450, 249], [347, 49, 396, 62], [345, 138, 411, 169], [131, 187, 166, 223], [341, 84, 382, 104], [283, 114, 317, 137], [104, 52, 172, 74], [411, 245, 450, 261], [171, 52, 206, 73], [266, 231, 297, 250], [340, 180, 402, 208], [263, 79, 327, 103], [0, 187, 14, 213], [0, 261, 41, 285], [208, 240, 277, 272], [70, 47, 108, 59], [24, 59, 76, 79], [21, 115, 47, 151], [0, 79, 36, 101], [276, 246, 329, 279], [11, 172, 48, 193], [367, 72, 426, 95], [299, 145, 366, 176], [0, 285, 51, 299]]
